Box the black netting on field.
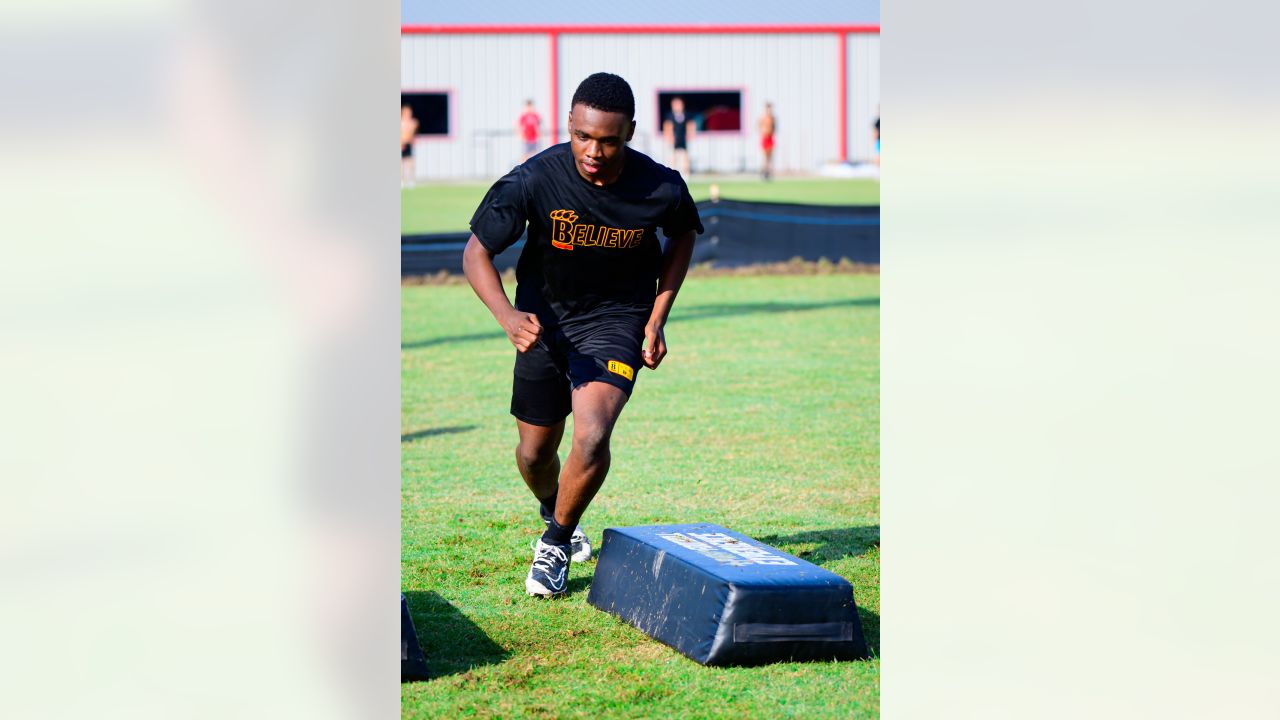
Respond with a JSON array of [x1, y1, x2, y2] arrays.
[[401, 199, 879, 276]]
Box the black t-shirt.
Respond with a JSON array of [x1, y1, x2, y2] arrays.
[[667, 112, 689, 146], [470, 143, 703, 327]]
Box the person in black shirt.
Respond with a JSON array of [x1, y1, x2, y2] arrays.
[[463, 73, 703, 597], [662, 96, 695, 177]]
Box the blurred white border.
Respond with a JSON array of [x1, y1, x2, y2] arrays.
[[886, 0, 1280, 717], [1, 1, 400, 717]]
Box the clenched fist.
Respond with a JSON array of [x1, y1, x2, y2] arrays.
[[501, 309, 542, 352], [642, 322, 667, 369]]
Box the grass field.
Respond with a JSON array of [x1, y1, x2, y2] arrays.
[[402, 273, 880, 718], [402, 177, 880, 235]]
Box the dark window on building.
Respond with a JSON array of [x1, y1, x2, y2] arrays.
[[401, 92, 449, 136], [657, 91, 742, 132]]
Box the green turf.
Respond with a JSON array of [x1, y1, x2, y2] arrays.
[[402, 274, 880, 719], [401, 177, 879, 235]]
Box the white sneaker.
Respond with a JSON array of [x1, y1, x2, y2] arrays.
[[540, 506, 592, 563], [525, 539, 570, 597], [569, 526, 592, 563]]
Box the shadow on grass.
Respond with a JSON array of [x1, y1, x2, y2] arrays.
[[402, 330, 505, 350], [566, 575, 593, 597], [859, 606, 881, 658], [402, 590, 508, 680], [400, 298, 878, 349], [670, 297, 878, 323], [401, 425, 477, 442], [758, 525, 880, 565]]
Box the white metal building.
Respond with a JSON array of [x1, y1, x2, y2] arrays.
[[401, 11, 879, 180]]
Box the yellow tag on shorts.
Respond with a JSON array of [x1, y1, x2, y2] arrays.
[[607, 360, 634, 381]]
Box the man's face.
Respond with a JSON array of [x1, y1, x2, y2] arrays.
[[568, 104, 634, 184], [672, 99, 684, 114]]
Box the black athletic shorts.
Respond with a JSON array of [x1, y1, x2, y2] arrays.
[[511, 318, 646, 426], [401, 144, 413, 158]]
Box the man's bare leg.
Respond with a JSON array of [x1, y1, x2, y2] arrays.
[[675, 149, 690, 178], [515, 419, 565, 504], [554, 382, 629, 528]]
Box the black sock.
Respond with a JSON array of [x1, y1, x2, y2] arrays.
[[541, 515, 574, 546], [538, 490, 558, 522]]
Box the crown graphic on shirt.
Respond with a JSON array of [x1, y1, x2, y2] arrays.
[[548, 209, 643, 251]]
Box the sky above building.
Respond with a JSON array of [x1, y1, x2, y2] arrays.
[[402, 0, 879, 26]]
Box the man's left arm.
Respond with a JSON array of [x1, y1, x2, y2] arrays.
[[643, 229, 697, 369]]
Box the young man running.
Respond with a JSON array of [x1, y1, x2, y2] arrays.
[[462, 72, 702, 597]]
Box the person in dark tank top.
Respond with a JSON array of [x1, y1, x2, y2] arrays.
[[662, 96, 696, 178]]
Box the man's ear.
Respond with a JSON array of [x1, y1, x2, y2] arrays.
[[626, 121, 636, 142]]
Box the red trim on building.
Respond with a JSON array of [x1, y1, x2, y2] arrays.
[[402, 24, 879, 35], [402, 24, 880, 164], [654, 87, 749, 135], [838, 33, 848, 162], [401, 87, 456, 141]]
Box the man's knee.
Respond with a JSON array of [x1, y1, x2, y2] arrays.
[[516, 438, 558, 470], [572, 421, 613, 463]]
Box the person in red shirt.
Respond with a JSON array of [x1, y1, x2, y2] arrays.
[[758, 102, 777, 181], [517, 100, 543, 162]]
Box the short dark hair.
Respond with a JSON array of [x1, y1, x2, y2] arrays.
[[571, 73, 635, 119]]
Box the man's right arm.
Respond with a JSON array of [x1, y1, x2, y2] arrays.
[[462, 235, 542, 352]]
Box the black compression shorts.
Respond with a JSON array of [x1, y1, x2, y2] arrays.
[[511, 319, 645, 426]]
